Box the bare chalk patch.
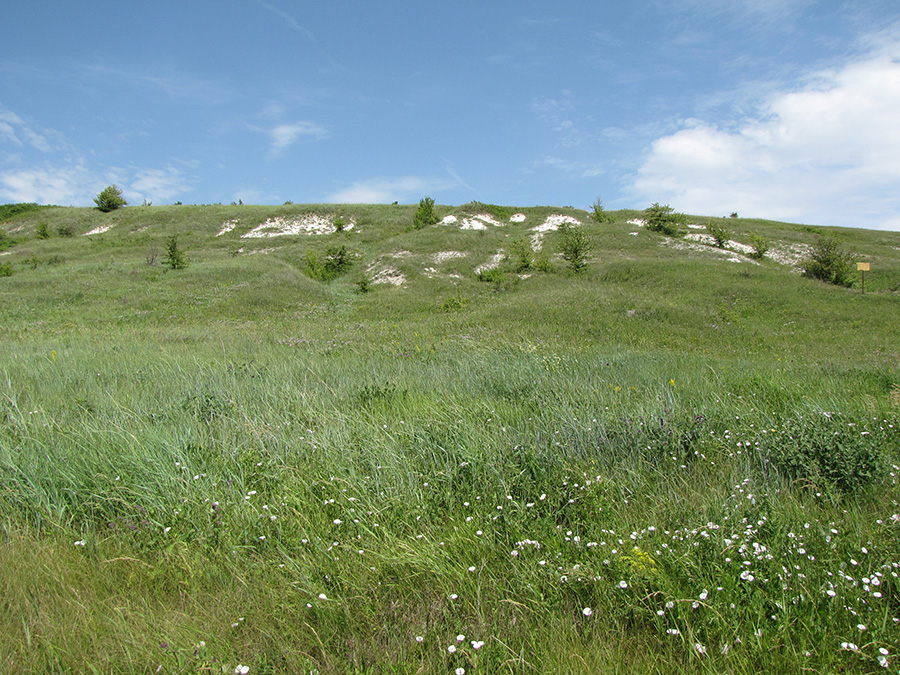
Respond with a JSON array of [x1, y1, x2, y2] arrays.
[[627, 219, 646, 227], [368, 266, 406, 286], [530, 214, 581, 251], [432, 250, 467, 264], [510, 213, 527, 223], [217, 219, 239, 236], [475, 250, 505, 274], [84, 224, 114, 236], [242, 214, 354, 238]]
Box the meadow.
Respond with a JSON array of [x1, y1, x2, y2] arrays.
[[1, 201, 899, 674]]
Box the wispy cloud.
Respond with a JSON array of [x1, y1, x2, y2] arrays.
[[256, 1, 315, 40], [268, 121, 327, 156], [631, 36, 900, 230], [0, 104, 61, 153]]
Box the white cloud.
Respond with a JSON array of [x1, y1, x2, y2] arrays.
[[632, 38, 900, 230], [268, 121, 327, 156], [0, 163, 95, 205], [0, 105, 56, 152], [326, 177, 439, 204], [0, 162, 192, 206]]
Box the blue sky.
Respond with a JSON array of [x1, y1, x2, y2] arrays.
[[3, 1, 900, 230]]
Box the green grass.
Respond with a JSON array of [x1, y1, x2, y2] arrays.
[[1, 203, 899, 673]]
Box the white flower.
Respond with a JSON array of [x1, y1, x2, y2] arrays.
[[468, 566, 476, 572], [74, 539, 86, 547], [456, 634, 465, 642], [582, 607, 593, 617], [450, 593, 458, 600], [695, 643, 707, 655], [699, 589, 708, 600], [471, 640, 485, 650], [447, 645, 457, 654], [618, 580, 628, 589], [318, 593, 327, 601], [456, 668, 466, 675], [235, 666, 250, 675], [415, 635, 424, 643]]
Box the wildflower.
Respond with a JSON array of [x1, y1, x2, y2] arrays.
[[235, 666, 249, 675], [468, 566, 476, 572], [450, 593, 458, 600], [694, 643, 707, 655], [456, 669, 466, 675], [618, 580, 628, 589], [447, 645, 457, 654], [74, 539, 86, 547], [415, 636, 424, 643], [318, 593, 327, 601], [582, 607, 593, 617], [456, 634, 465, 642], [471, 640, 485, 649], [699, 589, 708, 600]]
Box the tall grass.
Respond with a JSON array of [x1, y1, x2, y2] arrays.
[[1, 204, 899, 673]]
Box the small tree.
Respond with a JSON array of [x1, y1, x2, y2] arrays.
[[590, 197, 613, 223], [747, 233, 769, 260], [36, 222, 51, 239], [413, 196, 439, 230], [164, 234, 187, 270], [94, 185, 127, 212], [706, 222, 729, 248], [802, 236, 852, 287], [643, 203, 684, 236], [557, 222, 593, 272]]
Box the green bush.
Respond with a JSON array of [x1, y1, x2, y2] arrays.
[[590, 197, 613, 223], [57, 225, 75, 237], [748, 232, 769, 259], [305, 245, 354, 282], [93, 185, 127, 212], [760, 415, 890, 492], [36, 223, 50, 240], [706, 222, 729, 248], [557, 222, 593, 272], [163, 235, 187, 270], [0, 261, 12, 277], [509, 238, 534, 273], [802, 236, 852, 287], [643, 203, 684, 236], [0, 203, 41, 220], [413, 197, 439, 230]]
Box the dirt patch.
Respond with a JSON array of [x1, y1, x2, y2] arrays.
[[217, 219, 239, 236], [475, 250, 505, 274], [84, 224, 114, 236], [432, 251, 467, 264]]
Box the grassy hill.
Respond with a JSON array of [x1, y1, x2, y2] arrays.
[[1, 202, 899, 674]]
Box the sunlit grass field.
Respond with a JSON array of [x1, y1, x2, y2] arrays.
[[1, 202, 899, 673]]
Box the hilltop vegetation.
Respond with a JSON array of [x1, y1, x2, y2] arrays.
[[1, 201, 899, 674]]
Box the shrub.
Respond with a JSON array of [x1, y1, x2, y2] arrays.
[[747, 233, 769, 259], [761, 415, 889, 492], [164, 235, 187, 270], [57, 225, 74, 237], [802, 236, 852, 286], [0, 261, 12, 277], [590, 197, 613, 223], [460, 201, 511, 222], [94, 185, 127, 212], [509, 238, 533, 273], [305, 245, 353, 282], [557, 222, 592, 272], [333, 214, 346, 232], [36, 223, 51, 240], [706, 222, 729, 248], [643, 203, 684, 236], [413, 197, 439, 230]]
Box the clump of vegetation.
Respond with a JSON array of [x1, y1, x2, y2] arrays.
[[509, 237, 534, 273], [748, 232, 769, 259], [643, 203, 684, 236], [305, 245, 354, 282], [93, 185, 127, 212], [413, 197, 440, 230], [0, 202, 42, 220], [0, 261, 12, 277], [36, 222, 51, 240], [57, 224, 75, 237], [460, 201, 511, 222], [706, 222, 729, 248], [557, 222, 593, 272], [163, 235, 187, 270], [333, 214, 347, 232], [590, 197, 614, 223], [802, 236, 853, 286], [761, 414, 888, 492]]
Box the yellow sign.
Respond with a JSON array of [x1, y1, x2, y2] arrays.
[[857, 262, 870, 271]]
